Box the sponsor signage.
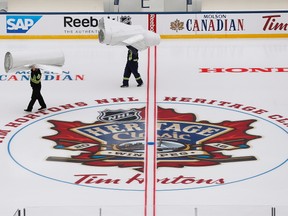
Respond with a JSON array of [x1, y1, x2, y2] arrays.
[[0, 71, 84, 81], [159, 12, 288, 37], [0, 12, 287, 38], [0, 14, 147, 37], [6, 15, 42, 33]]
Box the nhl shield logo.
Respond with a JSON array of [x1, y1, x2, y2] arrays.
[[97, 109, 142, 122]]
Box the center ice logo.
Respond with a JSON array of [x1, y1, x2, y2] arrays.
[[6, 15, 42, 33], [43, 107, 260, 172]]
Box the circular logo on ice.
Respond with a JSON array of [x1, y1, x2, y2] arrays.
[[7, 97, 288, 191]]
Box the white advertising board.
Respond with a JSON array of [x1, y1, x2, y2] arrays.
[[0, 14, 147, 38], [0, 12, 287, 39], [158, 12, 288, 38]]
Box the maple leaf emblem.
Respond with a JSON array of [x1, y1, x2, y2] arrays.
[[170, 19, 184, 32]]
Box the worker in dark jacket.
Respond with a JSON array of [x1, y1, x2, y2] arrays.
[[24, 65, 47, 112], [121, 46, 143, 88]]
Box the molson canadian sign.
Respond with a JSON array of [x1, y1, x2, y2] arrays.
[[158, 12, 288, 37]]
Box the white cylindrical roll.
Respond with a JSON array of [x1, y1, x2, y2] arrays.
[[4, 50, 65, 73], [98, 17, 160, 51], [143, 30, 161, 48]]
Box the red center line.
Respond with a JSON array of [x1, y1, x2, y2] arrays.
[[153, 45, 158, 216], [144, 47, 151, 216], [144, 45, 158, 216], [144, 13, 159, 216]]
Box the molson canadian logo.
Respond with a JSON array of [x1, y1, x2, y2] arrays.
[[170, 14, 244, 32], [0, 71, 84, 81], [44, 107, 260, 172]]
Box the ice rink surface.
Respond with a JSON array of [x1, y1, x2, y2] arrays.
[[0, 38, 287, 216]]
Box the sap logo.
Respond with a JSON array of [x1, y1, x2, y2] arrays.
[[6, 16, 42, 33]]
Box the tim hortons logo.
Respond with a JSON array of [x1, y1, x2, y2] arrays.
[[44, 107, 260, 172], [262, 15, 288, 31]]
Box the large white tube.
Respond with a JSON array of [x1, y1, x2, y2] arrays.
[[4, 50, 65, 73], [98, 17, 160, 51]]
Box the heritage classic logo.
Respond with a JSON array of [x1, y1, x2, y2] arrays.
[[3, 97, 287, 190], [44, 107, 260, 172]]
